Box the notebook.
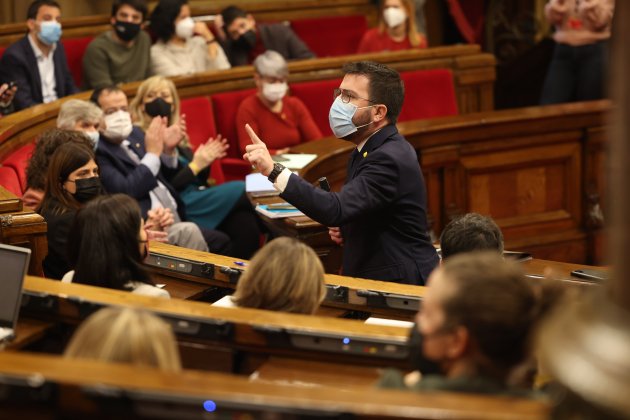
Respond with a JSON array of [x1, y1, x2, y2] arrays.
[[0, 244, 31, 343]]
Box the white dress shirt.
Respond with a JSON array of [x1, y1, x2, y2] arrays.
[[28, 34, 57, 103]]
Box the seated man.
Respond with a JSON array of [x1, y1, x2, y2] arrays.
[[218, 5, 315, 67], [439, 213, 504, 260], [0, 0, 78, 111], [82, 0, 151, 89], [91, 86, 231, 254]]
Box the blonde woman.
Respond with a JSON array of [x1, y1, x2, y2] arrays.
[[64, 307, 181, 371], [214, 237, 326, 314], [129, 76, 262, 259], [357, 0, 427, 54]]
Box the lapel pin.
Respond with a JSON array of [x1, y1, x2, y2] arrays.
[[363, 151, 368, 158], [135, 143, 140, 148]]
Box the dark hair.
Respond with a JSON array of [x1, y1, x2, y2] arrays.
[[342, 61, 404, 124], [440, 252, 561, 380], [38, 142, 95, 215], [68, 194, 153, 290], [440, 213, 504, 260], [111, 0, 148, 20], [150, 0, 188, 43], [26, 129, 94, 191], [27, 0, 61, 20], [221, 5, 248, 29], [89, 85, 124, 107]]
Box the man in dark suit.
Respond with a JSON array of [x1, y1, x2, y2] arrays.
[[91, 86, 231, 255], [0, 1, 78, 111], [244, 61, 439, 285], [217, 5, 315, 67]]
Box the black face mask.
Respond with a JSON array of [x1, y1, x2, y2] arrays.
[[235, 29, 257, 51], [145, 97, 172, 118], [407, 322, 442, 375], [73, 177, 103, 203], [113, 20, 142, 42]]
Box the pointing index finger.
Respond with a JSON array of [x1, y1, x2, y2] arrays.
[[245, 124, 264, 145]]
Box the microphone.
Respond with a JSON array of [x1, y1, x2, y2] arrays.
[[318, 177, 331, 192]]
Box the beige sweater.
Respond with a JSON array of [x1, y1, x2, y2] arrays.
[[546, 0, 614, 46], [150, 36, 231, 77]]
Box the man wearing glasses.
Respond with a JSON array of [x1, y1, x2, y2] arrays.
[[244, 61, 439, 285]]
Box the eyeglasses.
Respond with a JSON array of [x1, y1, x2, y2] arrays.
[[333, 88, 375, 104]]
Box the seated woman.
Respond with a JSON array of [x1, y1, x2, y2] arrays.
[[150, 0, 230, 77], [129, 75, 261, 259], [236, 51, 322, 155], [357, 0, 427, 54], [380, 252, 558, 395], [214, 237, 326, 314], [56, 99, 103, 149], [23, 129, 94, 210], [38, 142, 101, 279], [65, 307, 181, 371], [66, 193, 169, 298]]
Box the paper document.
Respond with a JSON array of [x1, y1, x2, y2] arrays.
[[246, 173, 279, 197], [273, 154, 317, 169], [255, 204, 304, 219], [364, 317, 414, 329]]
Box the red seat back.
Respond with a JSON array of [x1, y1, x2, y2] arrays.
[[0, 46, 5, 59], [398, 69, 458, 122], [3, 143, 35, 192], [61, 36, 94, 87], [211, 89, 256, 159], [0, 166, 23, 196], [291, 15, 367, 57], [180, 96, 217, 149], [290, 79, 341, 136]]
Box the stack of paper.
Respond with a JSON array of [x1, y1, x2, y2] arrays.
[[246, 173, 278, 197], [272, 154, 317, 170], [255, 204, 304, 219]]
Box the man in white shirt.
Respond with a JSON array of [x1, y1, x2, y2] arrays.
[[0, 0, 78, 111]]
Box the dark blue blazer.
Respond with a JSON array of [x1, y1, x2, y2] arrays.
[[0, 36, 78, 111], [281, 124, 439, 285], [95, 127, 186, 220]]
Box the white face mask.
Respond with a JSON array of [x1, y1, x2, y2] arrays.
[[103, 110, 133, 141], [383, 7, 407, 28], [262, 82, 288, 103], [175, 17, 195, 40], [82, 130, 100, 150]]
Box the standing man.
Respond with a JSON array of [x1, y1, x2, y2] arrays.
[[244, 61, 439, 285], [0, 0, 78, 111], [82, 0, 151, 89]]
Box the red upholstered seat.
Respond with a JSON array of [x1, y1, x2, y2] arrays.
[[61, 36, 94, 87], [0, 46, 5, 59], [3, 143, 35, 192], [180, 96, 225, 185], [290, 78, 341, 137], [0, 166, 23, 196], [398, 69, 458, 122], [291, 15, 368, 57], [211, 89, 257, 182]]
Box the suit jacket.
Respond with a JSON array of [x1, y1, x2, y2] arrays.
[[281, 124, 439, 285], [95, 127, 186, 220], [223, 23, 315, 67], [0, 36, 78, 111]]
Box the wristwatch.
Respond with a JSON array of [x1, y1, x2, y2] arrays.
[[267, 163, 286, 183]]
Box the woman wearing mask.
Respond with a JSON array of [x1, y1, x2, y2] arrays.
[[357, 0, 427, 54], [38, 142, 103, 279], [150, 0, 230, 77], [129, 76, 262, 259], [235, 50, 322, 155], [66, 193, 169, 298], [56, 99, 103, 150]]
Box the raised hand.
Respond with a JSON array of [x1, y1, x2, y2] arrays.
[[163, 116, 184, 153], [192, 135, 229, 171], [145, 117, 165, 156], [243, 124, 274, 176], [329, 227, 344, 246]]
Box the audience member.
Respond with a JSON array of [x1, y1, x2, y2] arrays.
[[57, 99, 103, 149], [150, 0, 230, 77], [65, 306, 181, 371], [358, 0, 427, 54], [0, 82, 17, 116], [91, 86, 231, 255], [540, 0, 614, 104], [439, 213, 504, 260], [214, 237, 326, 314], [24, 129, 93, 209], [82, 0, 151, 89], [129, 76, 261, 259], [380, 252, 558, 395], [218, 5, 315, 67], [65, 194, 170, 297], [236, 51, 321, 155], [0, 0, 78, 111]]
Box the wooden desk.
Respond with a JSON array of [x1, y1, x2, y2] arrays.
[[0, 351, 549, 419], [4, 318, 55, 350]]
